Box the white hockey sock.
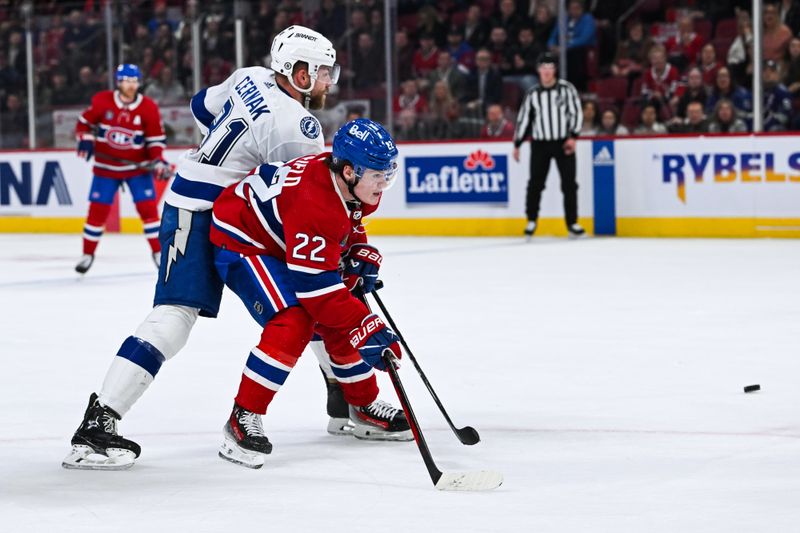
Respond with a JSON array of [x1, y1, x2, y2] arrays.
[[99, 357, 154, 417], [310, 340, 335, 380]]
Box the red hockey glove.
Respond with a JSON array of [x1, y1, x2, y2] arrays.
[[152, 159, 175, 181], [342, 244, 382, 293], [348, 314, 401, 371]]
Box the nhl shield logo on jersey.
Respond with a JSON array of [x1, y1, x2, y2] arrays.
[[300, 116, 320, 139]]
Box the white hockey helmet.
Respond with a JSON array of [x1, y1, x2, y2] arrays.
[[270, 25, 339, 95]]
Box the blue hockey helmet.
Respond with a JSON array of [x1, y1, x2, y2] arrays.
[[115, 64, 141, 84], [332, 118, 399, 189]]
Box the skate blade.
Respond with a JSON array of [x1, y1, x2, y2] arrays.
[[327, 417, 355, 436], [352, 425, 413, 442], [62, 445, 135, 471], [218, 436, 267, 469], [435, 470, 504, 491]]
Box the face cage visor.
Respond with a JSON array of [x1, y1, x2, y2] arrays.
[[354, 161, 399, 191]]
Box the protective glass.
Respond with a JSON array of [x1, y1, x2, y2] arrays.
[[317, 64, 341, 85], [359, 163, 398, 190]]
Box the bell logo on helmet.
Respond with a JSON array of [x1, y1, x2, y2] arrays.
[[348, 124, 369, 141]]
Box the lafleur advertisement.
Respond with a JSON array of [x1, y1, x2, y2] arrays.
[[405, 149, 509, 204]]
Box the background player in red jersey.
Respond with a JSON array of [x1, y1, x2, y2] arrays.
[[210, 119, 406, 468], [74, 63, 172, 274]]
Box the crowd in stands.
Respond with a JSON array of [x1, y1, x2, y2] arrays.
[[1, 0, 800, 148]]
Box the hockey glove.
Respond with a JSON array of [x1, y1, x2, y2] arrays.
[[77, 139, 94, 161], [152, 159, 175, 181], [342, 244, 382, 293], [349, 314, 401, 371]]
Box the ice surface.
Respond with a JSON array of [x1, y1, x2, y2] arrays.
[[1, 234, 799, 532]]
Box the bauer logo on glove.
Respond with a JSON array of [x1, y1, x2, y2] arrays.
[[342, 243, 382, 292], [348, 314, 401, 370]]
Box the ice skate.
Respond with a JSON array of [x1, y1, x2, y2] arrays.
[[62, 393, 140, 470], [523, 220, 536, 242], [322, 370, 354, 436], [567, 223, 586, 238], [219, 404, 272, 469], [349, 399, 413, 441], [75, 254, 95, 274]]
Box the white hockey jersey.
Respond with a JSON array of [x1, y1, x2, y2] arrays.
[[163, 67, 325, 211]]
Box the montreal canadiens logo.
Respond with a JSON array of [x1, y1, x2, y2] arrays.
[[106, 127, 134, 149], [300, 116, 320, 139], [463, 149, 496, 171]]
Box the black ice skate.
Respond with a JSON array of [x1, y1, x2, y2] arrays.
[[567, 223, 586, 238], [322, 368, 355, 436], [523, 220, 537, 242], [349, 399, 413, 441], [219, 404, 272, 469], [62, 393, 141, 470], [75, 254, 94, 274]]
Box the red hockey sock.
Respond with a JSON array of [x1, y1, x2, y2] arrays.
[[82, 202, 112, 255], [135, 199, 161, 253], [235, 307, 315, 414]]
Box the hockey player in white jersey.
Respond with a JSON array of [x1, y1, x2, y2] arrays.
[[63, 26, 406, 471]]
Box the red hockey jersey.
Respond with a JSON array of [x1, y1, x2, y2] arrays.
[[76, 90, 166, 179], [210, 153, 379, 338]]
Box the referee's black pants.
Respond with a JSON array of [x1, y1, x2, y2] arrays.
[[525, 140, 578, 226]]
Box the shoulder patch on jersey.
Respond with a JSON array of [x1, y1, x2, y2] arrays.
[[300, 116, 321, 139]]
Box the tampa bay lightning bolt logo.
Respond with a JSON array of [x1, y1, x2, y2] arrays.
[[300, 116, 320, 139]]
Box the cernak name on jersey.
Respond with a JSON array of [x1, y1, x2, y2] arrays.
[[234, 76, 270, 121]]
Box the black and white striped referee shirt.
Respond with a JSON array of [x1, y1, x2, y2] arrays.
[[513, 79, 583, 145]]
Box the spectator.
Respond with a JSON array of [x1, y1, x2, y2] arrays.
[[507, 26, 542, 92], [641, 45, 680, 114], [0, 52, 21, 97], [669, 101, 709, 133], [416, 5, 447, 46], [338, 7, 368, 53], [7, 32, 26, 75], [41, 14, 66, 67], [393, 79, 428, 115], [395, 29, 415, 82], [463, 5, 490, 49], [202, 55, 233, 86], [153, 22, 176, 58], [611, 19, 652, 80], [763, 2, 792, 62], [763, 59, 793, 131], [728, 11, 754, 87], [487, 26, 513, 76], [63, 10, 96, 53], [580, 100, 600, 135], [633, 103, 669, 135], [446, 26, 475, 71], [127, 24, 151, 65], [783, 37, 800, 94], [493, 0, 525, 43], [706, 66, 754, 126], [369, 8, 386, 54], [0, 93, 28, 148], [148, 1, 179, 35], [426, 80, 462, 138], [698, 43, 722, 88], [144, 66, 186, 106], [395, 108, 423, 141], [547, 0, 596, 91], [532, 4, 555, 51], [708, 98, 748, 133], [425, 50, 467, 102], [597, 107, 629, 136], [464, 48, 503, 114], [74, 66, 102, 104], [664, 16, 704, 71], [47, 71, 79, 106], [672, 67, 708, 119], [350, 32, 384, 90], [480, 103, 515, 139], [345, 105, 366, 122], [203, 15, 233, 59], [779, 0, 800, 35], [412, 33, 439, 79], [316, 0, 346, 46]]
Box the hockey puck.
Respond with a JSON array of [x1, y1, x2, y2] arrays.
[[743, 384, 760, 393]]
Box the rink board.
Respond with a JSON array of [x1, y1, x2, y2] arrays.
[[0, 135, 798, 237]]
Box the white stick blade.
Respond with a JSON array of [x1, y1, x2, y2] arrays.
[[435, 470, 504, 491]]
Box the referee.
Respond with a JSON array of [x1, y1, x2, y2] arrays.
[[512, 52, 584, 238]]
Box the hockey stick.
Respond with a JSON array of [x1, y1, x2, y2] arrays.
[[370, 281, 481, 446], [382, 351, 503, 491], [92, 153, 176, 180], [356, 290, 501, 491]]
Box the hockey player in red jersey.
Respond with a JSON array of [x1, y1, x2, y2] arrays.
[[74, 63, 172, 274], [210, 119, 407, 468]]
